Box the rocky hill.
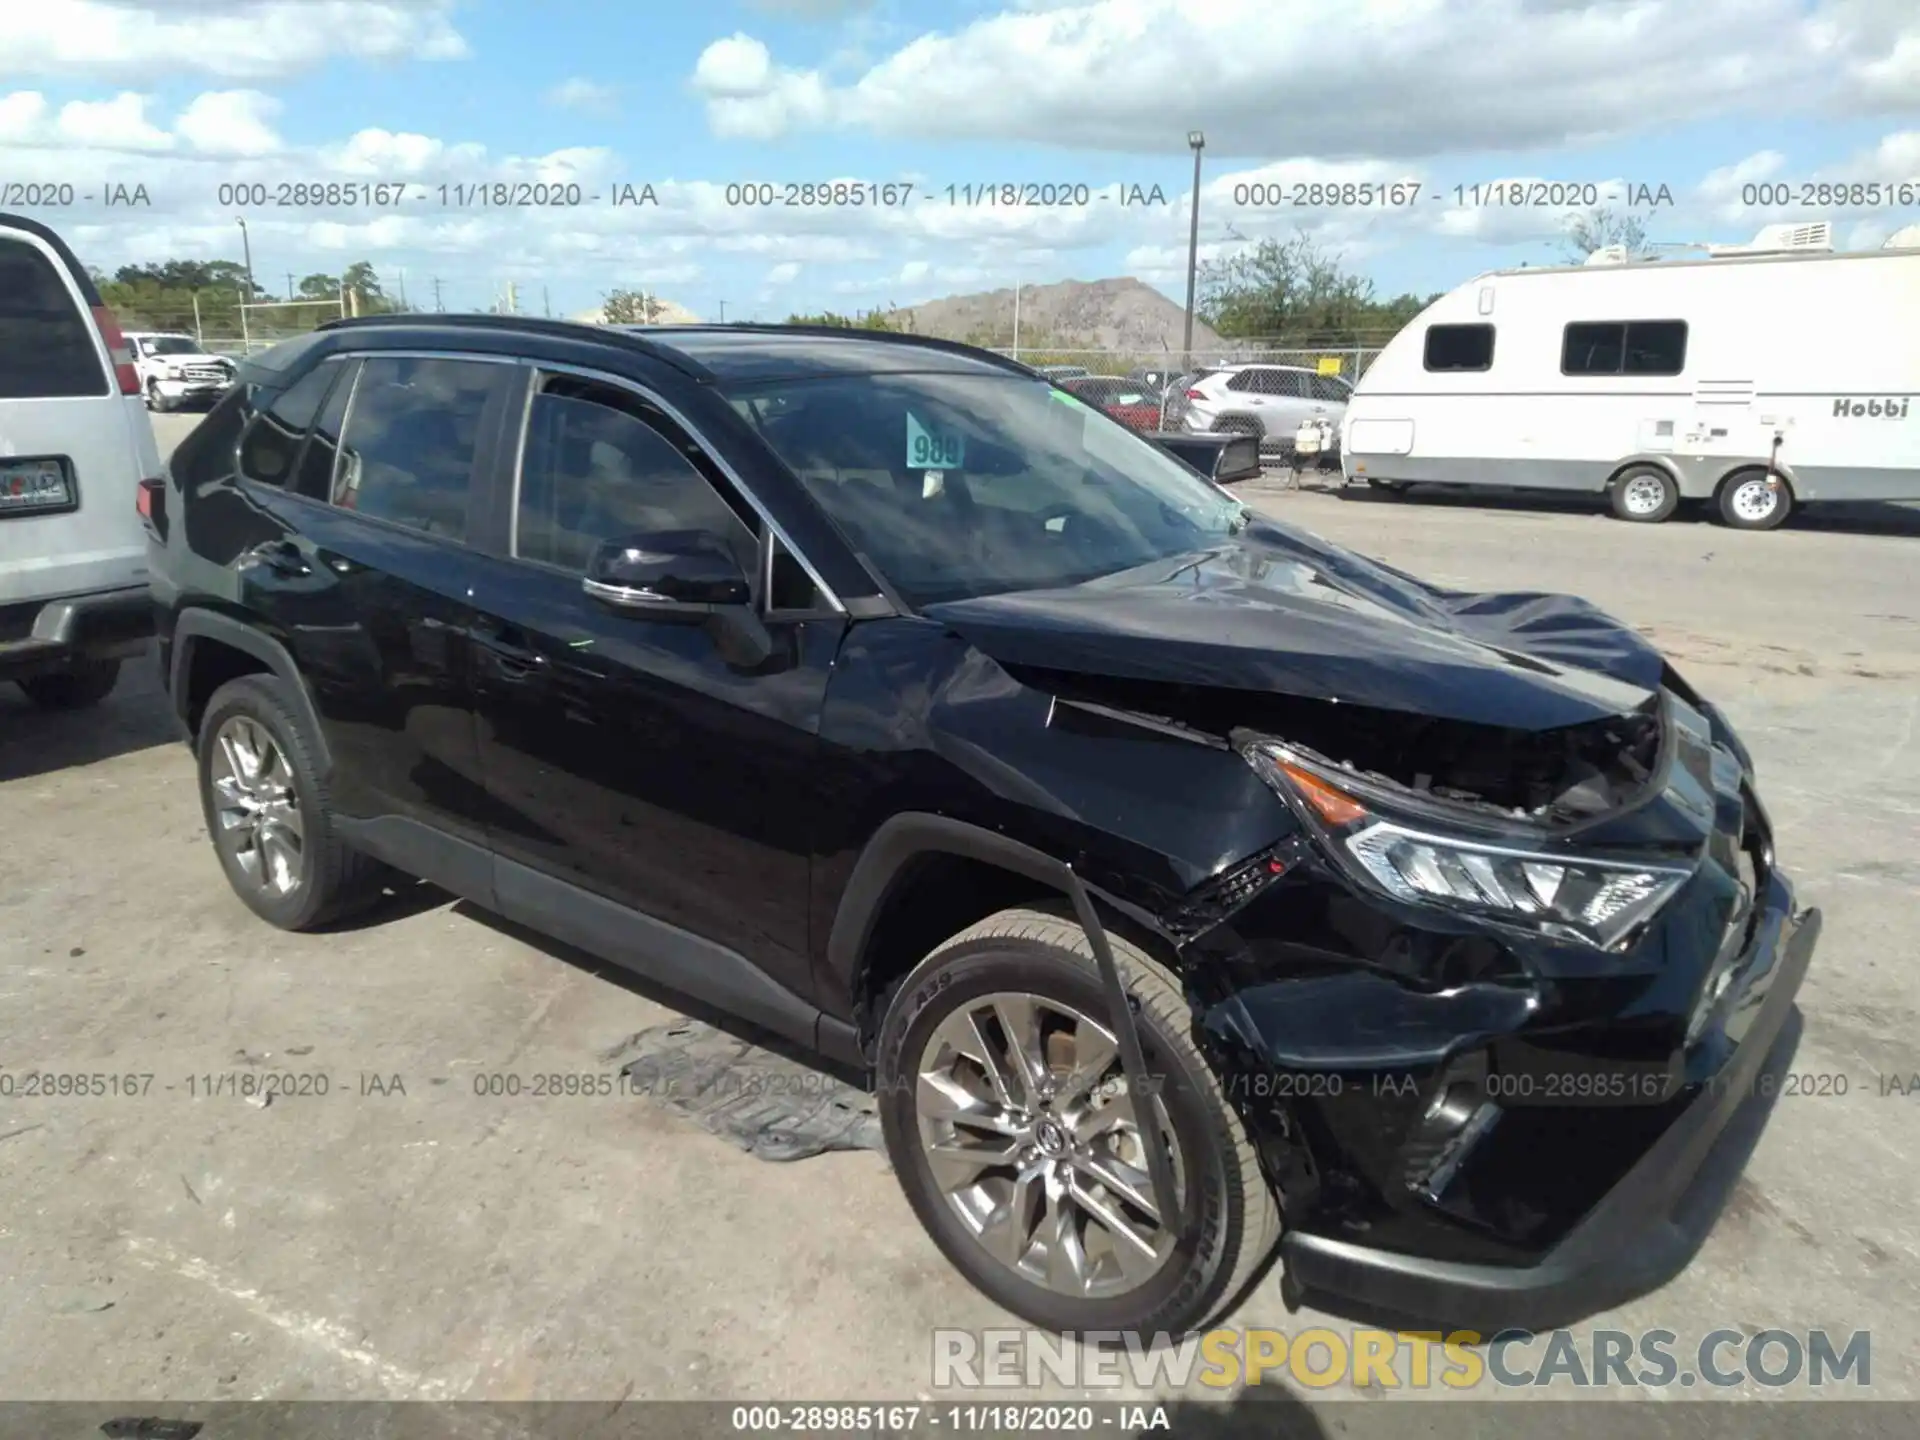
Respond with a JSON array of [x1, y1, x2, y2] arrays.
[[887, 277, 1220, 352]]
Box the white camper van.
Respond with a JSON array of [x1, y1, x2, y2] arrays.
[[1341, 223, 1920, 529]]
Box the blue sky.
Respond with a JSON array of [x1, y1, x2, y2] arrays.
[[3, 0, 1918, 327]]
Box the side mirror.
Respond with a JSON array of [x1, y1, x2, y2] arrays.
[[583, 531, 751, 615]]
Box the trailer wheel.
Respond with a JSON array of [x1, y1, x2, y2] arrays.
[[1366, 478, 1410, 493], [1607, 466, 1679, 523], [1717, 469, 1792, 531]]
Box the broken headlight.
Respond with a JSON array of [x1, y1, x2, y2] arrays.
[[1239, 740, 1690, 951]]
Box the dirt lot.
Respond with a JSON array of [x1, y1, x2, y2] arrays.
[[3, 414, 1918, 1429]]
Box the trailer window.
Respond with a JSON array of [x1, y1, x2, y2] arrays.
[[1423, 324, 1494, 372], [1563, 320, 1687, 376]]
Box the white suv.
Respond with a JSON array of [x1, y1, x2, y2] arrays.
[[0, 213, 162, 708], [1180, 363, 1352, 457], [126, 331, 236, 413]]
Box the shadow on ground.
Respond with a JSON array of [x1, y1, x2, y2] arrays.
[[0, 646, 179, 783]]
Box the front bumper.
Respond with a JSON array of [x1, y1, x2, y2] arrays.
[[1281, 881, 1819, 1331], [1181, 686, 1822, 1330], [0, 584, 153, 681]]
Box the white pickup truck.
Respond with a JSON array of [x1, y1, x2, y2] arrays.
[[126, 331, 236, 412]]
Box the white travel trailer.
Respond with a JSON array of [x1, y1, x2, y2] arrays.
[[1341, 223, 1920, 528]]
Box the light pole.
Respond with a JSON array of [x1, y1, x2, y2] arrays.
[[235, 217, 254, 351], [1182, 130, 1205, 373]]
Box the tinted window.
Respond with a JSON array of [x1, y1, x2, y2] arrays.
[[768, 533, 826, 611], [1308, 374, 1351, 402], [1265, 370, 1308, 398], [0, 236, 106, 399], [1424, 324, 1495, 372], [513, 379, 756, 576], [1562, 321, 1686, 376], [1224, 370, 1253, 392], [1562, 322, 1625, 375], [295, 359, 357, 498], [238, 360, 342, 488], [1624, 322, 1687, 375], [167, 385, 253, 488], [331, 356, 505, 540]]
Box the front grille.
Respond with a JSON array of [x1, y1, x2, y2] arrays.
[[182, 364, 228, 383]]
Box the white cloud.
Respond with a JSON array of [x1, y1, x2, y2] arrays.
[[765, 261, 801, 283], [691, 0, 1920, 154], [175, 90, 283, 156], [56, 92, 171, 150], [546, 77, 618, 114], [691, 34, 832, 139], [0, 0, 468, 82]]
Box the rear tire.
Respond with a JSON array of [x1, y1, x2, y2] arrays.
[[876, 905, 1280, 1336], [195, 674, 389, 930], [19, 658, 120, 709], [1607, 465, 1679, 523], [1717, 469, 1792, 531]]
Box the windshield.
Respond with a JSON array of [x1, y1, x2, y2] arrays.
[[145, 336, 206, 356], [731, 371, 1248, 607]]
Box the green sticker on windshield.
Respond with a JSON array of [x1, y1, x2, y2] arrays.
[[906, 413, 965, 469]]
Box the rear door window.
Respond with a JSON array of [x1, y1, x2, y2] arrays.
[[237, 360, 344, 488], [0, 235, 106, 399], [330, 355, 510, 541]]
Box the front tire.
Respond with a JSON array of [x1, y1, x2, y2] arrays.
[[876, 906, 1279, 1336], [19, 658, 120, 709], [145, 379, 171, 413], [1607, 465, 1679, 523], [1717, 469, 1792, 530], [195, 674, 387, 930]]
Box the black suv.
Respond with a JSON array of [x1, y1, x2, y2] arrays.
[[147, 317, 1820, 1337]]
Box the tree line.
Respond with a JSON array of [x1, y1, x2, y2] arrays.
[[90, 258, 406, 339]]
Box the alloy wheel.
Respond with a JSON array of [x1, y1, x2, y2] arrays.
[[914, 991, 1184, 1298], [208, 715, 305, 896]]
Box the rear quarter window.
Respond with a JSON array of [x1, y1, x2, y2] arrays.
[[0, 236, 107, 399]]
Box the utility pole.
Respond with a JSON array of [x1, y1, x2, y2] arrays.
[[397, 269, 408, 309], [1183, 130, 1206, 373], [718, 299, 726, 324], [543, 285, 551, 318], [235, 217, 254, 302], [286, 272, 294, 301], [431, 276, 444, 312]]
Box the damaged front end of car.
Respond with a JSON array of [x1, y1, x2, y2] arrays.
[[1139, 678, 1821, 1330]]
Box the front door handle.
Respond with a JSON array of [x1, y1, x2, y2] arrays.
[[470, 625, 545, 678], [241, 539, 311, 577]]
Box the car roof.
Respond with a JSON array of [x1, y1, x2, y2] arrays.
[[304, 315, 1037, 387]]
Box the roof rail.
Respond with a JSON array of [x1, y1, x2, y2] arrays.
[[613, 322, 1041, 378], [314, 311, 709, 377]]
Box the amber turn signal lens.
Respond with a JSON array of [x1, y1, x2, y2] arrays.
[[1277, 761, 1369, 826]]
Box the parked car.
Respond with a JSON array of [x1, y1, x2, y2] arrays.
[[0, 212, 160, 708], [1182, 363, 1351, 458], [149, 316, 1819, 1339], [1127, 367, 1183, 399], [126, 330, 238, 412], [1059, 375, 1162, 431]]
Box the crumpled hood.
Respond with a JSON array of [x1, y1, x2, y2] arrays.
[[921, 518, 1668, 731]]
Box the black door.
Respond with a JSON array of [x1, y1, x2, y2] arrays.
[[227, 352, 519, 871], [466, 366, 843, 1016]]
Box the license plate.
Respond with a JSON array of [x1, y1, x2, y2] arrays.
[[0, 457, 75, 516]]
